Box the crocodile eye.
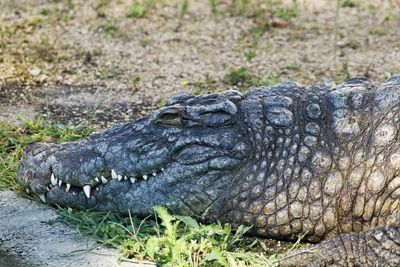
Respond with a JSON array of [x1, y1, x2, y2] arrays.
[[155, 111, 182, 127]]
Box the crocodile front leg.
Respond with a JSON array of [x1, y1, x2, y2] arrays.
[[277, 225, 400, 266]]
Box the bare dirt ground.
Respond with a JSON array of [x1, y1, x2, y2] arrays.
[[1, 0, 400, 126], [0, 0, 399, 265]]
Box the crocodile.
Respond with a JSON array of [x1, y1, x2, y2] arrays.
[[18, 77, 400, 266]]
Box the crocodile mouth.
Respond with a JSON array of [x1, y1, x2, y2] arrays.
[[38, 165, 168, 203]]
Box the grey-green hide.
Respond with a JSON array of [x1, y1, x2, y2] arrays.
[[18, 77, 400, 266]]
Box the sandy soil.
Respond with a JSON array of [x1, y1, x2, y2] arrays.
[[1, 0, 400, 126]]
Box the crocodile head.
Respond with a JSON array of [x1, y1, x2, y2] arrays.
[[17, 90, 253, 217]]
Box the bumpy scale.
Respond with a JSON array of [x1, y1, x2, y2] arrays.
[[18, 77, 400, 266]]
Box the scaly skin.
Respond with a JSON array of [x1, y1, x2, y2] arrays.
[[18, 77, 400, 265]]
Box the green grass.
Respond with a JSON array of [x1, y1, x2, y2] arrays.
[[182, 73, 220, 95], [56, 206, 283, 266], [223, 67, 280, 89], [274, 5, 298, 22], [205, 0, 301, 20], [0, 122, 25, 192], [209, 0, 218, 16], [0, 118, 298, 266], [0, 118, 93, 192], [127, 0, 154, 18], [367, 28, 389, 36], [180, 0, 189, 17], [242, 27, 264, 62], [341, 0, 359, 8]]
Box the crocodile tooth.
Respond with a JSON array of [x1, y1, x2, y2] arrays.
[[95, 177, 99, 182], [51, 173, 58, 186], [46, 186, 51, 192], [26, 188, 30, 194], [117, 174, 123, 181], [39, 194, 46, 203], [143, 175, 148, 180], [72, 192, 76, 196], [111, 169, 118, 179], [83, 185, 91, 198], [66, 183, 71, 192], [124, 176, 128, 180], [130, 177, 136, 184], [96, 187, 99, 191], [152, 172, 156, 176], [101, 176, 108, 184], [161, 168, 164, 171], [58, 180, 62, 187]]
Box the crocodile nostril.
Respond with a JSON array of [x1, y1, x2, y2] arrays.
[[26, 143, 53, 157]]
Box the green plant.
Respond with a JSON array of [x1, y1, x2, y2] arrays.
[[367, 4, 377, 13], [223, 67, 250, 86], [368, 28, 388, 36], [250, 27, 263, 44], [139, 36, 151, 47], [98, 20, 119, 37], [223, 67, 279, 89], [209, 0, 218, 16], [244, 50, 255, 61], [131, 75, 142, 87], [127, 0, 154, 18], [182, 73, 219, 95], [57, 206, 282, 266], [268, 0, 299, 22], [40, 8, 49, 16], [0, 119, 93, 193], [54, 208, 157, 247], [241, 27, 264, 62], [0, 122, 25, 192], [341, 0, 359, 8], [281, 63, 301, 71], [180, 0, 189, 17], [274, 7, 297, 22], [156, 98, 167, 108], [342, 57, 351, 80]]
